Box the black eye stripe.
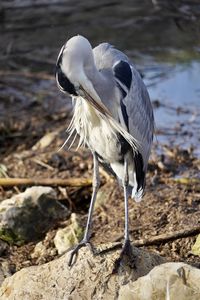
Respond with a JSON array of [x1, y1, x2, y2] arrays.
[[56, 67, 77, 96], [55, 45, 78, 96]]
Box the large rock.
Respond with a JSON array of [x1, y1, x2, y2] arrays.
[[0, 243, 165, 299], [119, 262, 200, 300], [0, 186, 69, 244], [1, 242, 199, 300]]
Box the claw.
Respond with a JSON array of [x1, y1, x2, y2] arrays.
[[113, 239, 133, 272], [68, 239, 94, 266], [121, 239, 132, 256]]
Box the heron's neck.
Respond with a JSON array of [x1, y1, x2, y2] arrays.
[[86, 66, 119, 119], [85, 64, 105, 87]]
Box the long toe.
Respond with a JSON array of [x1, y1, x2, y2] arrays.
[[68, 240, 94, 266], [121, 239, 132, 256], [113, 239, 134, 272]]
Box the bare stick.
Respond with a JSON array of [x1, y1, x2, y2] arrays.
[[133, 226, 200, 247], [170, 177, 200, 185], [0, 177, 92, 187], [114, 225, 200, 247], [160, 177, 200, 185]]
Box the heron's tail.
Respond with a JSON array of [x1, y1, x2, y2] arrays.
[[131, 186, 144, 202], [127, 183, 143, 202]]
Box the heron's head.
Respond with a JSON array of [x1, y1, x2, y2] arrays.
[[55, 35, 96, 97], [55, 35, 109, 116]]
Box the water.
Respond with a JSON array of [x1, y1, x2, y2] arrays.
[[1, 0, 200, 154], [143, 58, 200, 155]]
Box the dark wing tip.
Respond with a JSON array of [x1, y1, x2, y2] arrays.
[[134, 152, 145, 192]]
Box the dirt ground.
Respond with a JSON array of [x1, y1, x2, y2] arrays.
[[0, 71, 200, 276]]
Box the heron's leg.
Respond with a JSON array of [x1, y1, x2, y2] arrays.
[[112, 158, 132, 271], [83, 152, 100, 240], [68, 153, 100, 266], [122, 158, 132, 253]]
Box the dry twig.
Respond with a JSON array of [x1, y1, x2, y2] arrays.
[[0, 177, 92, 187], [132, 226, 200, 247], [171, 177, 200, 185]]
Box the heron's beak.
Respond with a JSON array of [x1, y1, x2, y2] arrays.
[[78, 76, 111, 117], [80, 86, 111, 116]]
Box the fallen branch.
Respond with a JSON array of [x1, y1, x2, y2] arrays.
[[115, 225, 200, 247], [159, 177, 200, 192], [171, 177, 200, 185], [0, 177, 92, 187], [133, 226, 200, 247]]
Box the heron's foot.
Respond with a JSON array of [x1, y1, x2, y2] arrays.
[[121, 238, 132, 256], [68, 239, 94, 267], [113, 239, 133, 272]]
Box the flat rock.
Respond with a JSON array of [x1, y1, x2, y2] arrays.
[[2, 242, 199, 299], [0, 243, 165, 299], [0, 186, 69, 244]]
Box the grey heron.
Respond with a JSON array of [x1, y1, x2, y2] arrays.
[[55, 35, 154, 266]]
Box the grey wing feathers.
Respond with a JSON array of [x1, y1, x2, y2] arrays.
[[93, 42, 154, 166], [93, 42, 154, 198], [111, 57, 154, 167], [114, 59, 154, 196], [125, 66, 154, 165], [116, 62, 154, 198]]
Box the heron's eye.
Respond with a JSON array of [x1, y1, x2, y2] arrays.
[[55, 67, 78, 96]]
